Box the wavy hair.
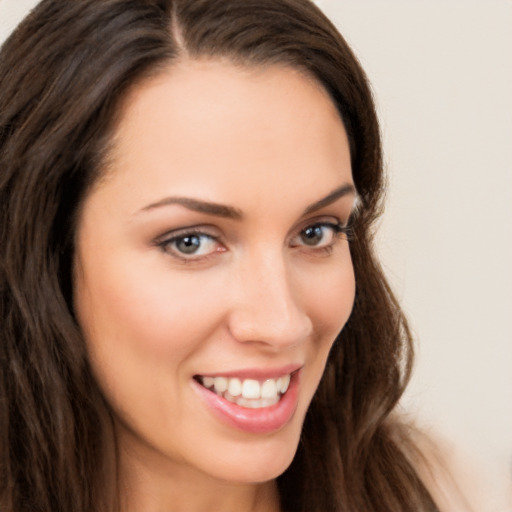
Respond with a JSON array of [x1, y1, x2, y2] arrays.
[[0, 0, 437, 510]]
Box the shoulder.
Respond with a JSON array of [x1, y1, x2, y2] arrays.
[[410, 428, 478, 512], [402, 420, 509, 512]]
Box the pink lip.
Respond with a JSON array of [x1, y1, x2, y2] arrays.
[[192, 369, 301, 434], [197, 363, 302, 380]]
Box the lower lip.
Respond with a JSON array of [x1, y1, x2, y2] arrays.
[[192, 371, 300, 434]]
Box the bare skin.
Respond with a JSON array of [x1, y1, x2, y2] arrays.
[[74, 59, 356, 511]]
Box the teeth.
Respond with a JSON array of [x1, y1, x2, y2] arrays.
[[241, 379, 260, 399], [213, 377, 228, 394], [236, 396, 280, 408], [199, 373, 293, 408], [203, 376, 215, 388], [228, 378, 242, 397], [280, 374, 291, 394], [261, 379, 278, 399]]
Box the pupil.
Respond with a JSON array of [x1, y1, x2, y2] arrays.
[[302, 226, 323, 246], [177, 236, 200, 254]]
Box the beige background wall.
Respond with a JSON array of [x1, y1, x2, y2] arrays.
[[2, 0, 511, 509], [319, 2, 512, 509]]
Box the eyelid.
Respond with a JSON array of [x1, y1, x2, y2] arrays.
[[154, 223, 220, 242], [152, 214, 353, 263], [154, 225, 225, 262], [289, 217, 346, 248], [295, 215, 349, 234]]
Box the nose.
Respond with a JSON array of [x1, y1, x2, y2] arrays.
[[227, 249, 313, 350]]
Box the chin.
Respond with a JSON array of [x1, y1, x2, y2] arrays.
[[196, 425, 303, 485], [217, 447, 298, 485]]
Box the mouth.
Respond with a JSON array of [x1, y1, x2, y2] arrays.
[[194, 374, 292, 409], [192, 367, 301, 433]]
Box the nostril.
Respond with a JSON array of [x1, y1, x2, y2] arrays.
[[227, 308, 312, 348]]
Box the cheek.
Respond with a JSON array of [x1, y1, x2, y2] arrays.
[[74, 253, 230, 376], [297, 253, 355, 393], [303, 254, 356, 338], [73, 256, 231, 443]]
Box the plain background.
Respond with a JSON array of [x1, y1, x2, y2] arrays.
[[1, 0, 511, 509], [316, 2, 512, 509]]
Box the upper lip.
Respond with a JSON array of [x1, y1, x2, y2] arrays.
[[195, 363, 303, 380]]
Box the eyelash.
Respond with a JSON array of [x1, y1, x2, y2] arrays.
[[155, 220, 352, 263], [291, 221, 352, 253], [155, 227, 222, 262]]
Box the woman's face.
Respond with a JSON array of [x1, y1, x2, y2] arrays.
[[74, 60, 356, 486]]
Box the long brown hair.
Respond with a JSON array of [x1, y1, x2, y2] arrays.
[[0, 1, 438, 510]]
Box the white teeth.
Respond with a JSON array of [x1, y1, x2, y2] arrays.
[[280, 374, 291, 394], [224, 392, 237, 403], [199, 373, 293, 408], [203, 376, 215, 388], [213, 376, 228, 394], [235, 397, 253, 408], [261, 379, 278, 399], [228, 377, 242, 397], [241, 379, 260, 399], [236, 396, 280, 408]]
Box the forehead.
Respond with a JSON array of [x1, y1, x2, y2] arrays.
[[96, 58, 352, 213]]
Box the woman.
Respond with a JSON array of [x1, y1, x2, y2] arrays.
[[0, 1, 470, 511]]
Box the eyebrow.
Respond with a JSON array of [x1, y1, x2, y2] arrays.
[[139, 183, 357, 220], [301, 183, 357, 215], [141, 196, 244, 219]]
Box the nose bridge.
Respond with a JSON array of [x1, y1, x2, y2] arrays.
[[228, 246, 312, 347]]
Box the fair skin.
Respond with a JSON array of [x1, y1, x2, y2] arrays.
[[74, 59, 357, 512]]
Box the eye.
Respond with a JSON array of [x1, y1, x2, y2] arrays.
[[300, 225, 332, 246], [157, 230, 222, 260], [290, 221, 349, 250]]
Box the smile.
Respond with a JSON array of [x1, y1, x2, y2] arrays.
[[196, 374, 291, 409], [193, 368, 301, 433]]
